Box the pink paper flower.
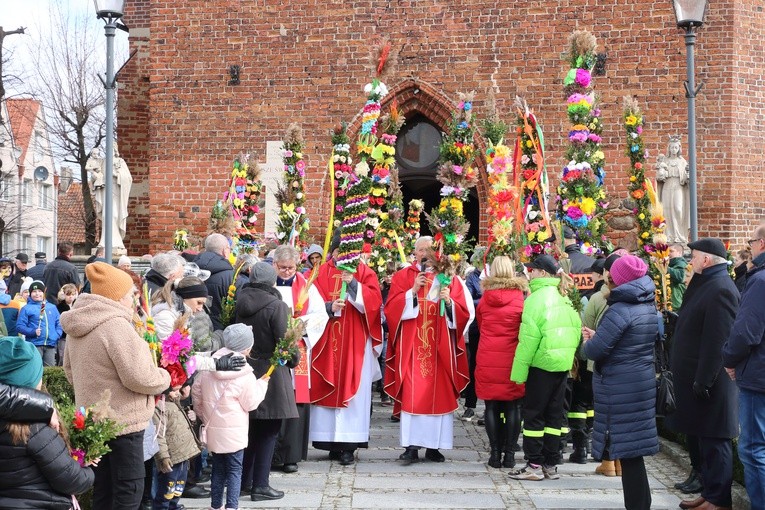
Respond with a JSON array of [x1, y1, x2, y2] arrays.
[[575, 69, 591, 87]]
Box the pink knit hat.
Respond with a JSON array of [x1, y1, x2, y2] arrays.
[[610, 254, 648, 287]]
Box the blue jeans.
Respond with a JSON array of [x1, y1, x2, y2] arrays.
[[739, 388, 765, 509], [211, 450, 243, 510], [152, 460, 188, 510]]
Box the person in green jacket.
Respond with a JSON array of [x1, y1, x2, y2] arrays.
[[509, 255, 582, 481], [668, 244, 688, 311]]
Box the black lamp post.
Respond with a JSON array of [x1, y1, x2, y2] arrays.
[[94, 0, 125, 261], [671, 0, 708, 242]]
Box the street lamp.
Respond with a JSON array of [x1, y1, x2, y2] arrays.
[[94, 0, 125, 262], [671, 0, 708, 242]]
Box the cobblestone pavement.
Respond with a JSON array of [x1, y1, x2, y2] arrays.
[[180, 397, 741, 509]]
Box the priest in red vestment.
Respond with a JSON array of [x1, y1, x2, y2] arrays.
[[309, 238, 383, 466], [384, 236, 473, 464]]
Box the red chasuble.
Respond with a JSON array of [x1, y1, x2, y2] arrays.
[[289, 272, 310, 403], [384, 265, 470, 415], [310, 261, 383, 407]]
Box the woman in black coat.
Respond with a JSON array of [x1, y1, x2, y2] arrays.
[[236, 262, 299, 502], [583, 255, 659, 510]]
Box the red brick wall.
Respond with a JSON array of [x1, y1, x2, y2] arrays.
[[117, 0, 761, 253]]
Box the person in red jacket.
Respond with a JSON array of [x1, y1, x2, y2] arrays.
[[476, 255, 527, 469]]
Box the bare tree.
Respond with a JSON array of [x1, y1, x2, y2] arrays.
[[28, 4, 105, 249], [0, 26, 26, 101]]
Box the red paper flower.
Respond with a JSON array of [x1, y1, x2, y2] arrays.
[[165, 362, 188, 388], [73, 411, 86, 431]]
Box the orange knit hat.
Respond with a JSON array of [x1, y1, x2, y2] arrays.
[[85, 261, 135, 301]]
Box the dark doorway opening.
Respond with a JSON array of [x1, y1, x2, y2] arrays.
[[395, 114, 479, 243]]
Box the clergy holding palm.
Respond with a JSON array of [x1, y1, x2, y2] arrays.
[[384, 236, 473, 464], [308, 235, 383, 466]]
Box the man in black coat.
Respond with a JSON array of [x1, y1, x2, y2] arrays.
[[42, 242, 81, 303], [668, 238, 739, 510], [195, 233, 234, 331], [6, 253, 29, 297]]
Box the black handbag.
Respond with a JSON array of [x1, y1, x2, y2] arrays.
[[655, 335, 676, 417]]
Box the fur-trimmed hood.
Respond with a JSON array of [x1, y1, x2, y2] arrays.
[[481, 275, 528, 293]]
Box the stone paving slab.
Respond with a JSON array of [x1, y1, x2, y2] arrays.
[[353, 473, 494, 489], [527, 489, 681, 509], [514, 474, 665, 489], [352, 491, 506, 509]]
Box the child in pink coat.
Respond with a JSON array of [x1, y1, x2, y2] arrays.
[[192, 323, 269, 510]]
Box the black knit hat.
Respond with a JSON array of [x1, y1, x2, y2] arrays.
[[29, 280, 46, 292]]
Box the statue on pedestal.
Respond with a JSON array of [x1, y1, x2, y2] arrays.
[[88, 144, 132, 253], [656, 136, 690, 245]]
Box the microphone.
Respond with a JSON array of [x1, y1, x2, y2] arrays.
[[420, 257, 428, 271]]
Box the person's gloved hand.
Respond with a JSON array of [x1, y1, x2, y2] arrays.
[[692, 381, 711, 401], [215, 352, 246, 372], [159, 458, 173, 474]]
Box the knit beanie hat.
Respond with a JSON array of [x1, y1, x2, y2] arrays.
[[86, 261, 135, 301], [20, 277, 34, 294], [610, 254, 648, 287], [29, 280, 46, 292], [249, 262, 277, 286], [118, 255, 132, 267], [0, 336, 44, 388], [223, 323, 254, 353]]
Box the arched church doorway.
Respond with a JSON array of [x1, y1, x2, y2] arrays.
[[395, 114, 480, 243]]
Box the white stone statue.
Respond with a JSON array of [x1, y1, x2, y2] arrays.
[[656, 136, 690, 244], [89, 144, 132, 252]]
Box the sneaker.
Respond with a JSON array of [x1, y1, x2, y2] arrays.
[[460, 408, 476, 421], [508, 463, 544, 481], [542, 464, 560, 480]]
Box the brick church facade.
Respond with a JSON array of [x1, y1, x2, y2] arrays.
[[118, 1, 765, 255]]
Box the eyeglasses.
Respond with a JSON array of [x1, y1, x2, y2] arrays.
[[276, 264, 296, 272], [747, 238, 763, 247]]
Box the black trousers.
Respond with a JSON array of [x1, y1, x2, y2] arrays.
[[621, 456, 652, 510], [464, 326, 480, 409], [484, 399, 522, 453], [92, 430, 146, 510], [699, 436, 733, 506], [241, 418, 282, 489], [569, 369, 593, 448], [522, 368, 568, 466], [686, 434, 702, 471]]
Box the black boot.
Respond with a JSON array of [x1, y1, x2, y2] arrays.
[[674, 468, 697, 489], [484, 401, 501, 468], [568, 429, 588, 464], [680, 470, 704, 494], [502, 401, 521, 468]]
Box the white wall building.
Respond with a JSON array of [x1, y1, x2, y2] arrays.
[[0, 99, 57, 258]]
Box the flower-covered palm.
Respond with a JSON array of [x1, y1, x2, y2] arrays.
[[556, 30, 608, 252], [226, 155, 263, 249], [267, 317, 306, 376], [427, 92, 479, 291], [514, 96, 553, 260], [404, 199, 424, 253], [331, 124, 353, 229], [275, 124, 309, 247]]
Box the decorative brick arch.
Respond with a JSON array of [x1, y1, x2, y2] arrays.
[[347, 79, 489, 244]]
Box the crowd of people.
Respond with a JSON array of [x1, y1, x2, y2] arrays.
[[0, 220, 764, 510]]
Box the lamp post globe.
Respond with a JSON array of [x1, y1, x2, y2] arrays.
[[94, 0, 124, 19], [672, 0, 709, 28]]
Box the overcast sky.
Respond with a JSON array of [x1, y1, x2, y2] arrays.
[[3, 0, 129, 97]]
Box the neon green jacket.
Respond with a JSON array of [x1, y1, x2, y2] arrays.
[[510, 277, 582, 383]]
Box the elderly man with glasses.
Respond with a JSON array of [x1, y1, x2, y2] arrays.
[[724, 224, 765, 508]]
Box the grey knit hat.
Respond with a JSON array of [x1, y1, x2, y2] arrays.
[[223, 323, 254, 353], [249, 261, 277, 286]]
